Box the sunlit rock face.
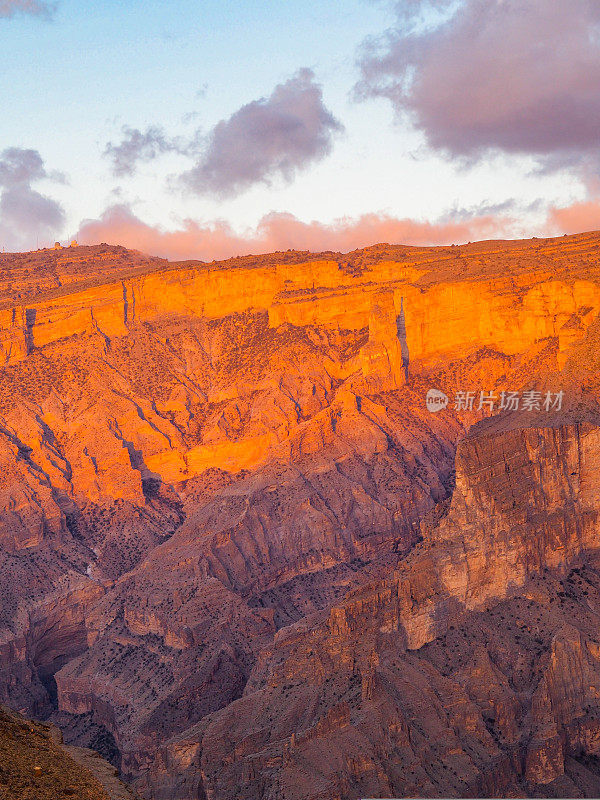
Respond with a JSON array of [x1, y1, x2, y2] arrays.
[[2, 233, 600, 797], [358, 290, 406, 390]]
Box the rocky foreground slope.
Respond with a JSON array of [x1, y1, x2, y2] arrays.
[[0, 703, 137, 799], [2, 233, 600, 797]]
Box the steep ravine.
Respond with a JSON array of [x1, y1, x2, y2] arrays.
[[2, 235, 600, 796], [146, 413, 600, 800]]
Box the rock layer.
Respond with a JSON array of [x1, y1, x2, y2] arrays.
[[1, 234, 600, 797], [157, 413, 600, 800]]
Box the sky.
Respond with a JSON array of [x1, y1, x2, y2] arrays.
[[1, 0, 599, 259]]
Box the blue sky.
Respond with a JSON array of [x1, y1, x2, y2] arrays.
[[0, 0, 597, 257]]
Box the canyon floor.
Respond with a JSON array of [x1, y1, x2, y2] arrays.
[[2, 233, 600, 798]]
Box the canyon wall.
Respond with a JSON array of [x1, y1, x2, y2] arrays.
[[152, 413, 600, 800], [2, 248, 600, 373], [2, 234, 600, 797]]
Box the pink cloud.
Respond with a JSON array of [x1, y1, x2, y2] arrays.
[[0, 0, 54, 18], [0, 148, 64, 251], [546, 199, 600, 236], [76, 204, 514, 262]]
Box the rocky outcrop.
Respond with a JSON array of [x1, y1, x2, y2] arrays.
[[3, 235, 600, 379], [154, 412, 600, 800], [358, 290, 406, 389], [2, 234, 600, 797]]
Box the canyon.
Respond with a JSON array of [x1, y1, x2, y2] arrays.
[[2, 232, 600, 797]]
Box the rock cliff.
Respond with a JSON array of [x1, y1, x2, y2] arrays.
[[1, 233, 600, 797], [150, 411, 600, 799]]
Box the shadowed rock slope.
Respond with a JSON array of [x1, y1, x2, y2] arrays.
[[0, 703, 138, 799], [163, 410, 600, 800], [2, 233, 600, 796]]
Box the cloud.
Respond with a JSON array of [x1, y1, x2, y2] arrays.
[[356, 0, 600, 171], [76, 203, 514, 262], [0, 148, 46, 186], [181, 69, 343, 198], [104, 126, 188, 177], [547, 198, 600, 236], [0, 0, 55, 18], [0, 148, 65, 251], [104, 70, 341, 195]]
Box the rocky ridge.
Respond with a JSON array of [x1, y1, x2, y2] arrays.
[[1, 233, 600, 796]]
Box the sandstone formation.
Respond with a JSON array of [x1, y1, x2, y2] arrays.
[[1, 233, 600, 797]]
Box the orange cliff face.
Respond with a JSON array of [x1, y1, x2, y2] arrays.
[[4, 236, 600, 375], [4, 234, 600, 798], [1, 233, 600, 494]]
